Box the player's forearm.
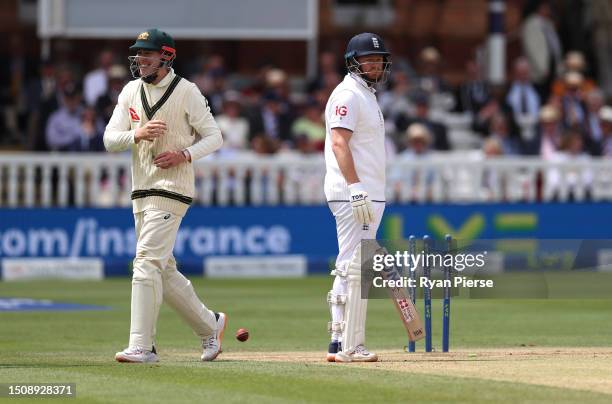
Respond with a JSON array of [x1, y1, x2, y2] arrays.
[[332, 140, 359, 185], [186, 131, 223, 161]]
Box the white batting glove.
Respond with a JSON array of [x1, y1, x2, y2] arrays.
[[349, 182, 374, 225]]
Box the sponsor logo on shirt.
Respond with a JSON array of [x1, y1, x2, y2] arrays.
[[335, 105, 348, 117], [129, 107, 140, 122]]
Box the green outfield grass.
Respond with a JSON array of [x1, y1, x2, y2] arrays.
[[1, 277, 611, 403]]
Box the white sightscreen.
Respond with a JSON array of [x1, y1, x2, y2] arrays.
[[38, 0, 318, 40]]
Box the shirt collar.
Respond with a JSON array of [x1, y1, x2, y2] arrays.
[[346, 73, 376, 94]]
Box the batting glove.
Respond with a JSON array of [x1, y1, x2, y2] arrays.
[[349, 182, 374, 225]]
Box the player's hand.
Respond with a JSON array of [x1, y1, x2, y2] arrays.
[[349, 182, 374, 225], [135, 120, 167, 143], [153, 150, 187, 169]]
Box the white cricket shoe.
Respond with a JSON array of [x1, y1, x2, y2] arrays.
[[115, 347, 158, 363], [334, 344, 378, 363], [201, 312, 227, 361]]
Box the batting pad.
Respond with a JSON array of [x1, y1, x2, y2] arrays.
[[341, 246, 368, 353]]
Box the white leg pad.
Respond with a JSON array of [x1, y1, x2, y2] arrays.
[[327, 321, 345, 334], [327, 291, 347, 305], [329, 269, 348, 341], [341, 245, 368, 353]]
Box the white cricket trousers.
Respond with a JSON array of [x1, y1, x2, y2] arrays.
[[329, 201, 385, 342], [129, 208, 216, 350]]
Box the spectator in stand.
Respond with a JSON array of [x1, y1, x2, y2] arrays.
[[191, 55, 227, 115], [402, 123, 432, 158], [191, 54, 225, 94], [320, 70, 342, 98], [456, 58, 490, 116], [291, 98, 325, 151], [473, 84, 513, 138], [560, 71, 588, 129], [26, 60, 57, 149], [379, 70, 416, 130], [390, 123, 434, 202], [80, 106, 106, 151], [545, 129, 593, 201], [264, 68, 296, 117], [45, 83, 84, 151], [31, 63, 75, 151], [596, 106, 612, 157], [294, 134, 317, 154], [251, 134, 278, 154], [506, 57, 541, 137], [583, 89, 606, 155], [248, 90, 294, 147], [83, 49, 114, 107], [307, 51, 344, 93], [488, 113, 521, 156], [207, 69, 228, 116], [395, 92, 450, 151], [95, 64, 128, 123], [521, 0, 563, 101], [551, 51, 597, 99], [415, 46, 454, 111], [216, 91, 250, 153], [480, 138, 505, 201], [1, 34, 34, 146], [415, 47, 451, 96], [588, 0, 612, 99], [482, 137, 504, 158], [534, 104, 563, 159]]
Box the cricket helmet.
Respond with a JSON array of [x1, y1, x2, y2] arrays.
[[344, 32, 392, 85], [128, 28, 176, 82]]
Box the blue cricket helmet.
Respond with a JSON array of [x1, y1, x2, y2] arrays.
[[344, 32, 390, 61], [344, 32, 392, 85]]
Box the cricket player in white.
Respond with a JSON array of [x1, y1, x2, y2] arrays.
[[104, 29, 226, 363], [324, 33, 391, 362]]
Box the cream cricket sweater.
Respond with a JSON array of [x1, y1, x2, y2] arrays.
[[103, 69, 223, 216]]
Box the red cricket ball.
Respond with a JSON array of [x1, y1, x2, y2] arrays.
[[235, 328, 249, 342]]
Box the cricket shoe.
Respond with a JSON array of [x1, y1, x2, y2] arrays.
[[326, 341, 342, 362], [115, 346, 159, 363], [334, 344, 378, 363], [201, 312, 227, 361]]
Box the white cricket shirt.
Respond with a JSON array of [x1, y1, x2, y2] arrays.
[[324, 73, 386, 202]]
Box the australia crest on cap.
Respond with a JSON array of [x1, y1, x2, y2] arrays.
[[137, 31, 149, 40]]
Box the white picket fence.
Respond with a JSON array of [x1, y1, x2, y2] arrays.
[[1, 152, 612, 207]]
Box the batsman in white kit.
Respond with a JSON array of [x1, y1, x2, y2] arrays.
[[324, 33, 391, 362], [103, 28, 226, 363]]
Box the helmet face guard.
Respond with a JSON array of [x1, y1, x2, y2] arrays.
[[128, 45, 176, 82], [345, 53, 392, 85]]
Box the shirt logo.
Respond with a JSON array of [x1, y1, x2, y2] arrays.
[[335, 105, 348, 117], [129, 107, 140, 122], [372, 37, 380, 48]]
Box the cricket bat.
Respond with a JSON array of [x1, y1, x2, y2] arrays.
[[379, 267, 424, 341], [388, 285, 425, 341]]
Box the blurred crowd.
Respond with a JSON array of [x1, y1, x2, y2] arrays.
[[1, 0, 611, 166]]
